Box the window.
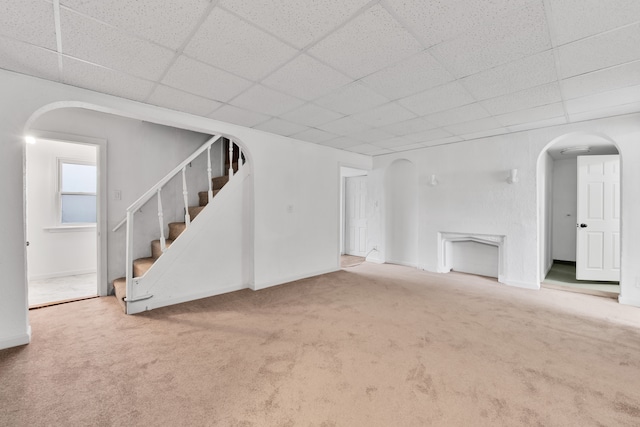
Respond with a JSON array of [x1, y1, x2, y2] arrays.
[[59, 160, 97, 224]]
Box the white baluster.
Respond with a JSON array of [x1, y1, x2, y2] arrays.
[[239, 146, 243, 172], [157, 188, 166, 253], [207, 146, 213, 204], [125, 210, 134, 306], [228, 139, 234, 178], [182, 167, 190, 227]]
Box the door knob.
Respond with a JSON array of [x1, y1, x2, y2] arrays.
[[578, 223, 588, 228]]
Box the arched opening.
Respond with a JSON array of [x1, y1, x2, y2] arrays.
[[537, 132, 621, 299], [385, 159, 418, 267]]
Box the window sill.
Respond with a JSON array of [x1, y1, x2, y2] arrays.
[[44, 225, 97, 233]]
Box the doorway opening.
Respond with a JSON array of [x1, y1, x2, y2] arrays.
[[538, 133, 620, 299], [26, 137, 100, 307], [340, 166, 369, 268]]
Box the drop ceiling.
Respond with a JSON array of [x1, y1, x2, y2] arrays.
[[2, 0, 639, 156]]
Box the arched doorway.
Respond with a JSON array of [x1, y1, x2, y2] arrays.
[[537, 132, 621, 298], [385, 159, 418, 267]]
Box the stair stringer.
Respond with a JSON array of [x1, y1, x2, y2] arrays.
[[127, 169, 249, 314]]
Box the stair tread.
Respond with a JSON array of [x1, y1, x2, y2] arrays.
[[133, 257, 155, 277], [168, 222, 186, 240], [151, 239, 174, 259], [113, 277, 126, 312]]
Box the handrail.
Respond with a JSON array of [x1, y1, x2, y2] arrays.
[[112, 134, 222, 232]]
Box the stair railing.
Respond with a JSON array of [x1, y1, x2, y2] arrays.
[[112, 134, 237, 303]]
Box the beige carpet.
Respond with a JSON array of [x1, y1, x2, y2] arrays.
[[2, 262, 640, 426]]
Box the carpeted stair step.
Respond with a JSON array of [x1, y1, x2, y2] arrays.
[[198, 189, 221, 207], [168, 222, 186, 240], [188, 206, 205, 220], [151, 239, 174, 259], [133, 257, 156, 277], [212, 175, 229, 190], [113, 277, 126, 311]]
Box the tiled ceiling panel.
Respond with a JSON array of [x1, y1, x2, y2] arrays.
[[308, 4, 423, 79], [1, 0, 57, 49], [557, 23, 640, 79], [59, 0, 211, 49], [0, 36, 60, 81], [184, 7, 298, 81], [1, 1, 639, 156], [385, 0, 532, 47], [430, 1, 551, 78], [261, 54, 352, 101], [546, 0, 640, 45], [218, 0, 370, 49], [61, 9, 174, 80], [161, 56, 252, 103], [360, 51, 455, 100]]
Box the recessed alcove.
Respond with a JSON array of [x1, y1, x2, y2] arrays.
[[437, 232, 505, 283]]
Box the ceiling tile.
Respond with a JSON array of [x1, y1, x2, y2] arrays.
[[321, 137, 362, 149], [59, 0, 210, 49], [1, 0, 57, 49], [162, 56, 252, 103], [60, 9, 174, 80], [347, 143, 385, 154], [230, 85, 305, 116], [291, 128, 338, 144], [480, 83, 562, 115], [444, 117, 503, 136], [349, 128, 396, 143], [557, 23, 640, 79], [315, 82, 389, 115], [61, 57, 154, 101], [147, 85, 222, 116], [208, 105, 270, 128], [405, 128, 453, 144], [460, 50, 558, 100], [388, 143, 428, 152], [371, 136, 414, 149], [185, 7, 298, 81], [425, 103, 490, 127], [546, 0, 640, 45], [254, 118, 309, 136], [458, 127, 508, 141], [385, 0, 532, 47], [564, 84, 640, 115], [0, 36, 60, 81], [360, 51, 455, 100], [422, 136, 463, 147], [318, 116, 370, 136], [429, 1, 551, 77], [380, 117, 438, 136], [280, 103, 343, 127], [507, 116, 567, 132], [495, 102, 566, 127], [218, 0, 370, 49], [350, 102, 416, 127], [562, 60, 640, 101], [262, 54, 352, 101], [568, 101, 640, 123], [308, 4, 422, 79], [398, 81, 475, 116]]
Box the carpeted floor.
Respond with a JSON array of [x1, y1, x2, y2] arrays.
[[1, 262, 639, 426]]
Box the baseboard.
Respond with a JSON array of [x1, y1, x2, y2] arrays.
[[128, 284, 247, 314], [28, 269, 96, 281], [365, 257, 384, 264], [0, 326, 31, 350], [618, 295, 640, 307], [253, 267, 339, 291], [385, 259, 418, 268], [503, 280, 540, 290]]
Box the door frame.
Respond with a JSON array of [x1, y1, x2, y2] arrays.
[[338, 165, 369, 265], [24, 130, 108, 297]]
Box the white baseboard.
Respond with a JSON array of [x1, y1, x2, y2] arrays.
[[385, 259, 418, 268], [504, 280, 540, 290], [0, 327, 31, 350], [29, 269, 96, 281], [253, 267, 339, 291], [618, 295, 640, 307], [127, 284, 247, 314]]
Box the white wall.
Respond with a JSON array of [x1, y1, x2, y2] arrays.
[[551, 158, 577, 262], [0, 70, 371, 349], [26, 140, 97, 279], [451, 241, 499, 278], [385, 159, 418, 266], [539, 152, 555, 277]]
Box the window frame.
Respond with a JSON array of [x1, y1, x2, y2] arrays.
[[57, 157, 97, 225]]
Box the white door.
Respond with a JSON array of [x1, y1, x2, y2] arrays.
[[576, 155, 620, 281], [345, 176, 368, 257]]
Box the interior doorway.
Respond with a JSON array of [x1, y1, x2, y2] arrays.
[[538, 134, 620, 298], [25, 137, 100, 307], [340, 167, 369, 266]]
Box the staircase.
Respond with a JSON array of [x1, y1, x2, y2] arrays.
[[113, 172, 233, 311]]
